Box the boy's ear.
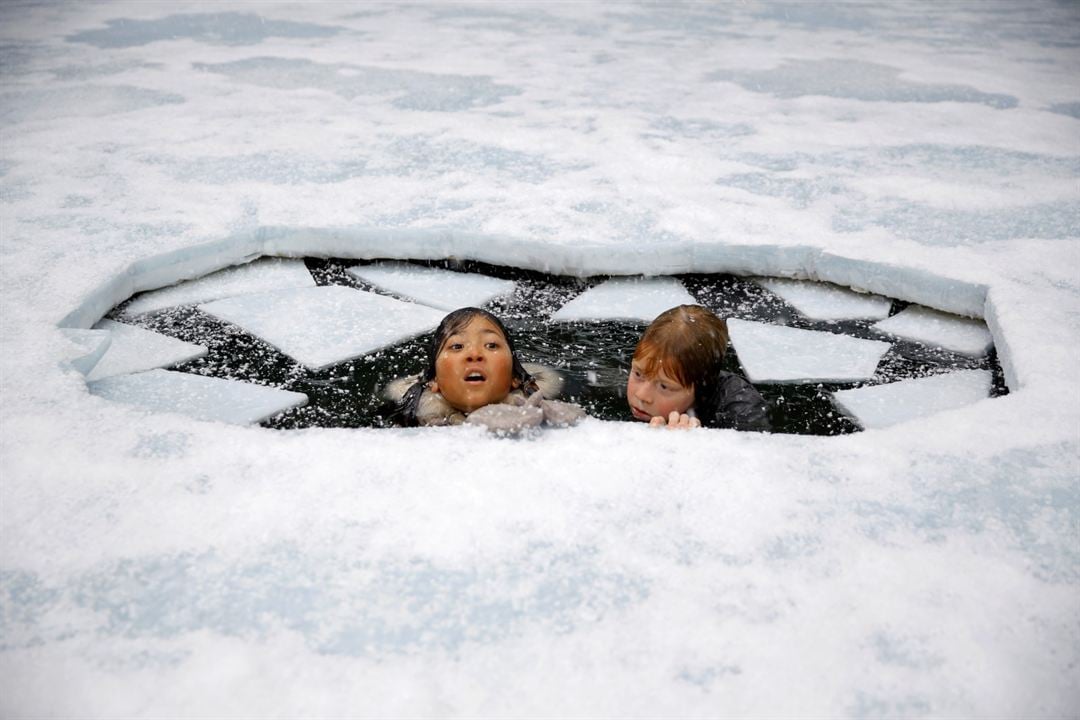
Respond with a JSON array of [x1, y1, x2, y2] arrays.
[[428, 380, 439, 393], [511, 378, 521, 389]]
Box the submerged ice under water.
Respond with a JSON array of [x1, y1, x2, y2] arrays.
[[103, 258, 1008, 435]]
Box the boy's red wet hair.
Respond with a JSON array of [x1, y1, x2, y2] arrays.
[[632, 305, 729, 389]]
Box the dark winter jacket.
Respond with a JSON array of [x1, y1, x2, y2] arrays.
[[695, 370, 771, 432]]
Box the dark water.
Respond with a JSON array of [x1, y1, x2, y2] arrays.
[[110, 257, 1008, 435]]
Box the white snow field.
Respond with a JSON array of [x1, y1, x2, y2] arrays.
[[200, 285, 446, 370], [756, 277, 893, 321], [89, 369, 309, 425], [832, 370, 994, 430], [121, 256, 316, 316], [2, 2, 1078, 718], [348, 261, 516, 310], [727, 319, 891, 383], [551, 277, 699, 322], [873, 304, 996, 357]]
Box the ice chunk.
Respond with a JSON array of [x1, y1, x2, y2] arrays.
[[550, 277, 698, 322], [832, 370, 992, 429], [59, 328, 112, 377], [86, 320, 207, 382], [873, 305, 994, 357], [755, 278, 892, 321], [727, 319, 890, 383], [347, 262, 515, 311], [123, 258, 315, 316], [199, 286, 445, 370], [88, 369, 307, 425]]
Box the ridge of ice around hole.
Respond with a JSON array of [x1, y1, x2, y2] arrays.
[[86, 319, 207, 382], [347, 262, 516, 311], [122, 257, 316, 317], [754, 277, 892, 321], [550, 277, 698, 322], [832, 369, 993, 429], [727, 318, 891, 383], [60, 328, 113, 376], [872, 305, 994, 357], [199, 285, 445, 370], [88, 369, 308, 425]]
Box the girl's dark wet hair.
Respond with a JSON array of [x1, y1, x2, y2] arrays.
[[397, 307, 537, 426]]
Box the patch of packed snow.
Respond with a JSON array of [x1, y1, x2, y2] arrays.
[[873, 305, 995, 357], [347, 261, 515, 311], [728, 319, 892, 383], [85, 319, 207, 381], [832, 369, 993, 429], [550, 277, 698, 322], [755, 277, 892, 321]]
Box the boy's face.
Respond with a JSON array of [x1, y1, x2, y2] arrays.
[[432, 316, 517, 413], [626, 360, 695, 421]]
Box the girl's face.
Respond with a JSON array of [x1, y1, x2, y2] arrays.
[[626, 359, 695, 422], [431, 316, 517, 412]]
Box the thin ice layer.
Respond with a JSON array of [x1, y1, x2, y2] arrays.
[[755, 278, 892, 321], [727, 319, 891, 383], [872, 305, 994, 357], [122, 257, 316, 316], [59, 328, 112, 376], [86, 319, 207, 382], [88, 369, 308, 424], [550, 277, 698, 322], [199, 285, 445, 370], [347, 262, 516, 311], [832, 369, 992, 429]]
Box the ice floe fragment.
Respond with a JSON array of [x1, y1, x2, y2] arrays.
[[88, 369, 307, 424], [755, 278, 892, 321], [727, 319, 891, 383], [832, 369, 992, 429], [347, 262, 516, 311], [60, 328, 112, 376], [86, 320, 207, 382], [199, 286, 445, 370], [550, 277, 698, 322], [123, 257, 315, 316], [872, 305, 993, 356]]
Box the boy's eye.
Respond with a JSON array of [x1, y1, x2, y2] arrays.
[[485, 342, 501, 350], [448, 343, 463, 351]]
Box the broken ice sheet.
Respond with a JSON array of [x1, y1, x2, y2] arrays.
[[550, 277, 698, 322], [199, 285, 445, 370], [122, 257, 316, 316], [347, 262, 516, 311], [86, 319, 207, 382], [832, 369, 992, 429], [60, 328, 112, 376], [727, 319, 890, 383], [88, 369, 307, 425], [755, 278, 892, 321], [872, 305, 994, 357]]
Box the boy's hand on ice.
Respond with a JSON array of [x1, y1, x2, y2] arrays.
[[649, 411, 701, 430]]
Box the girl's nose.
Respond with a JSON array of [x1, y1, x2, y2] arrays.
[[466, 344, 485, 361]]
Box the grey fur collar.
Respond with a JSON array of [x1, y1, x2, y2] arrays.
[[383, 363, 566, 426]]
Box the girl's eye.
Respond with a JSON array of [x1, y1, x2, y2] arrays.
[[448, 343, 463, 351], [632, 369, 642, 379], [485, 342, 500, 350], [659, 383, 669, 391]]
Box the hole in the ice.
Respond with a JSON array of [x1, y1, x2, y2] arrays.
[[77, 257, 1008, 435]]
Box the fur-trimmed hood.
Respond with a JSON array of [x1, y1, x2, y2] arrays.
[[383, 362, 568, 427]]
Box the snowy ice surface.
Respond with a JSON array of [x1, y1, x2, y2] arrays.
[[728, 319, 891, 384], [59, 328, 112, 376], [200, 286, 445, 370], [85, 319, 207, 382], [88, 369, 308, 425], [551, 277, 698, 322], [873, 304, 996, 357], [755, 277, 893, 321], [832, 370, 993, 430], [121, 257, 315, 316], [347, 261, 515, 311], [3, 2, 1079, 718]]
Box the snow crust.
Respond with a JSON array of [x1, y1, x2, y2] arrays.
[[728, 319, 891, 383], [88, 369, 309, 424], [551, 277, 698, 322], [347, 261, 516, 311], [199, 286, 445, 370], [873, 304, 996, 357], [2, 2, 1079, 718], [122, 257, 315, 316], [86, 319, 207, 381], [832, 370, 993, 430], [756, 277, 893, 321]]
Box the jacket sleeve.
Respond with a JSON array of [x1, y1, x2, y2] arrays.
[[704, 372, 771, 432]]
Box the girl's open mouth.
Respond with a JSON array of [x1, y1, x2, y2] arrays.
[[464, 371, 487, 384]]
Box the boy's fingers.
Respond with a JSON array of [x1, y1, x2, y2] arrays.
[[649, 415, 665, 428]]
